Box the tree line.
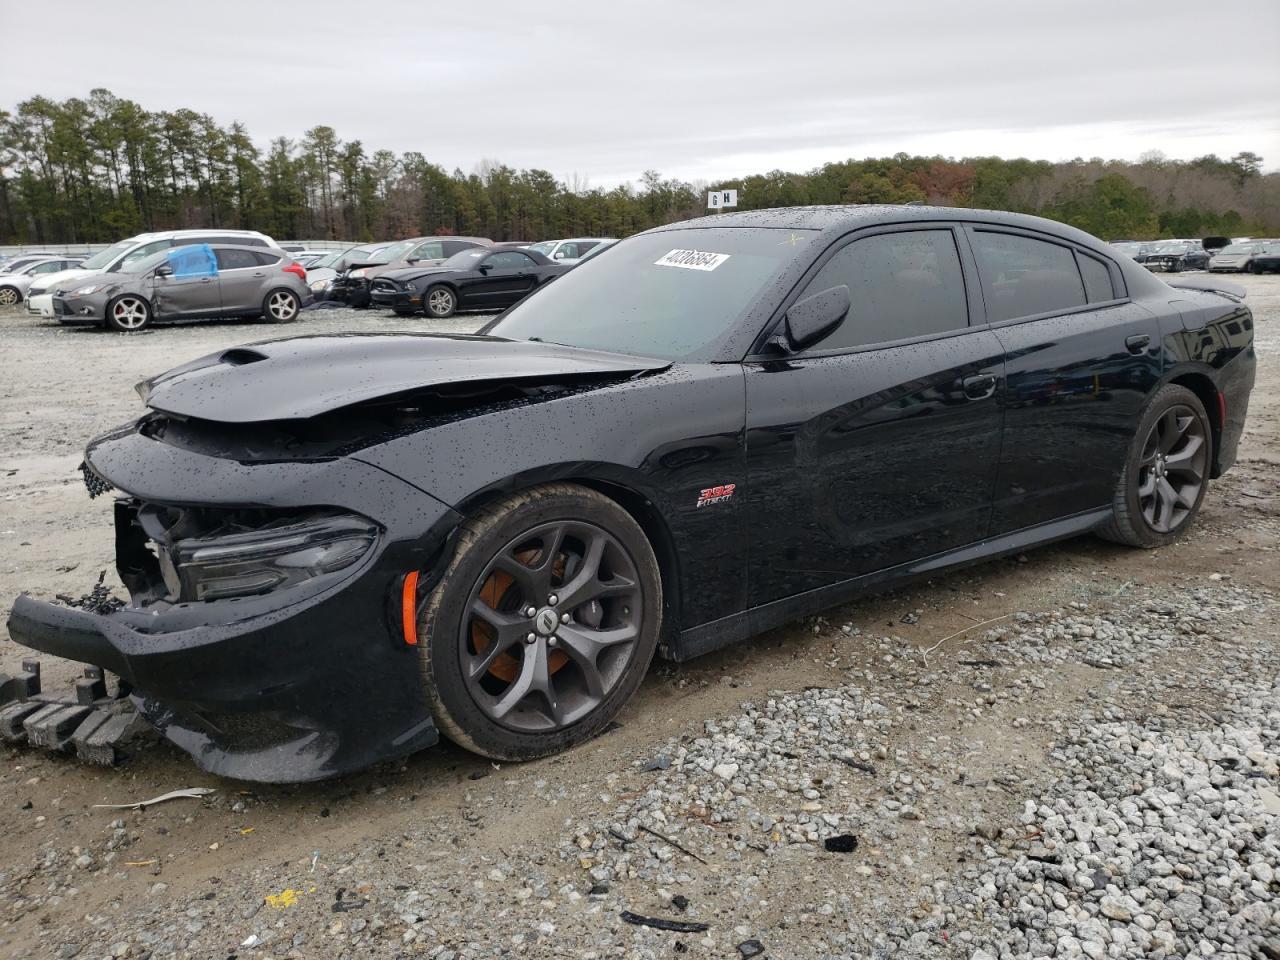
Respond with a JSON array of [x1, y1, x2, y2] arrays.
[[1, 89, 1275, 246]]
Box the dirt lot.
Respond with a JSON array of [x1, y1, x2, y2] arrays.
[[0, 282, 1277, 960]]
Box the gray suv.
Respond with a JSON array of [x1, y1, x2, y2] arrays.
[[53, 244, 313, 332]]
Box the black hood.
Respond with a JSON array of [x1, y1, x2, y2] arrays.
[[137, 333, 669, 423]]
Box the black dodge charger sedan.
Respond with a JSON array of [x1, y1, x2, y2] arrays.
[[7, 206, 1255, 781], [370, 246, 571, 317]]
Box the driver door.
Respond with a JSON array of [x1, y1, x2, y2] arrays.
[[152, 246, 223, 319], [460, 251, 539, 309]]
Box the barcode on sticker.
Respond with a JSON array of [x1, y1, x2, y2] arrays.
[[654, 249, 730, 271]]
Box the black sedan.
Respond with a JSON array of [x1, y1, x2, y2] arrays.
[[1135, 240, 1210, 273], [370, 247, 571, 317], [6, 206, 1256, 781]]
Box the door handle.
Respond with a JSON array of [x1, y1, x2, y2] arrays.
[[200, 278, 212, 283], [252, 272, 265, 277], [1125, 334, 1150, 355], [962, 373, 998, 400]]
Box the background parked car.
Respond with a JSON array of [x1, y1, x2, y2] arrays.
[[1134, 240, 1209, 273], [0, 252, 64, 275], [1108, 241, 1152, 260], [331, 237, 491, 308], [524, 237, 616, 263], [54, 243, 310, 332], [303, 243, 390, 300], [371, 245, 571, 317], [26, 229, 281, 318], [1209, 242, 1268, 273], [1248, 242, 1280, 274], [0, 256, 85, 306]]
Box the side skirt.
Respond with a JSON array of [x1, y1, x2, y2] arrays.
[[670, 507, 1112, 662]]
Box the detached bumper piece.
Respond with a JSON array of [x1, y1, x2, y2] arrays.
[[0, 659, 152, 765]]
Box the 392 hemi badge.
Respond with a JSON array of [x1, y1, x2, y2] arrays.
[[696, 484, 736, 508]]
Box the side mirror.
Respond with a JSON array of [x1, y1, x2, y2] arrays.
[[782, 285, 850, 350], [406, 258, 419, 265], [155, 265, 173, 278], [478, 263, 492, 274]]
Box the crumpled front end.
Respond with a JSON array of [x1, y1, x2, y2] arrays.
[[7, 421, 462, 781]]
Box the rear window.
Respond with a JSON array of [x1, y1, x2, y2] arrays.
[[1077, 253, 1116, 302], [971, 231, 1086, 322]]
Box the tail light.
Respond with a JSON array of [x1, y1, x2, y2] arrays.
[[283, 262, 306, 281]]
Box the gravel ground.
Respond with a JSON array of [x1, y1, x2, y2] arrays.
[[0, 280, 1277, 959]]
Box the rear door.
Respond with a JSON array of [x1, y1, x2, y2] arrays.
[[214, 247, 270, 314], [744, 224, 1006, 605], [966, 227, 1163, 533]]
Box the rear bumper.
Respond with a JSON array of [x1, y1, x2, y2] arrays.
[[6, 425, 464, 781]]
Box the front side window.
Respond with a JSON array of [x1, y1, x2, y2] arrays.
[[971, 231, 1086, 322], [485, 251, 536, 269], [30, 261, 63, 274], [410, 241, 445, 261], [799, 229, 969, 350]]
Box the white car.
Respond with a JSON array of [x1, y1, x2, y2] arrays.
[[0, 256, 86, 306], [1208, 242, 1267, 273], [25, 228, 280, 318], [524, 237, 617, 263], [0, 252, 65, 275]]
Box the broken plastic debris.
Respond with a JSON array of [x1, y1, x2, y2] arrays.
[[265, 888, 303, 909], [824, 834, 859, 853], [620, 910, 710, 933], [92, 787, 215, 810]]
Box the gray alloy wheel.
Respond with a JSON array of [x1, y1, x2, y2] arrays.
[[264, 289, 300, 323], [1136, 404, 1208, 534], [418, 483, 661, 761], [105, 295, 151, 332], [0, 285, 20, 306], [1099, 384, 1211, 548], [425, 285, 456, 318]]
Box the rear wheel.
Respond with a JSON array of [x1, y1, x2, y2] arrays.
[[1099, 385, 1211, 548], [418, 483, 661, 761], [105, 295, 151, 332], [0, 285, 20, 306], [263, 289, 300, 323], [424, 285, 456, 318]]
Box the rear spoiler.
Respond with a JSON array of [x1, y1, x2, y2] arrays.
[[1165, 276, 1246, 301]]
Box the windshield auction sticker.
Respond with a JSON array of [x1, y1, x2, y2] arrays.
[[654, 249, 731, 271]]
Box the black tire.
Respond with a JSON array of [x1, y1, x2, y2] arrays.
[[104, 294, 152, 332], [418, 483, 661, 761], [423, 284, 457, 319], [262, 288, 300, 323], [0, 285, 21, 307], [1098, 384, 1212, 548], [1243, 262, 1254, 274]]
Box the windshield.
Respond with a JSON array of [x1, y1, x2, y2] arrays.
[[442, 249, 489, 269], [1220, 243, 1259, 255], [121, 250, 173, 274], [366, 239, 416, 264], [78, 240, 138, 271], [488, 227, 817, 362], [311, 246, 358, 269], [526, 241, 556, 256]]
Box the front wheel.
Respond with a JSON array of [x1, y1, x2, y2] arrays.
[[0, 285, 20, 307], [418, 483, 661, 761], [263, 289, 300, 323], [105, 295, 152, 332], [1099, 385, 1211, 548], [424, 285, 457, 318]]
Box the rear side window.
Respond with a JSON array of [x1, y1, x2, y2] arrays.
[[971, 231, 1086, 322], [1078, 253, 1116, 302], [801, 229, 969, 350], [486, 251, 536, 269], [410, 241, 445, 261], [252, 250, 281, 266], [215, 248, 260, 270]]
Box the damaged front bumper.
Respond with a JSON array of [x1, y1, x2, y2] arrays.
[[6, 423, 463, 781]]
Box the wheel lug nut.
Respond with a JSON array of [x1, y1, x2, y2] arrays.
[[548, 594, 558, 606], [525, 632, 537, 644], [547, 636, 557, 647], [525, 606, 537, 618], [561, 613, 571, 623]]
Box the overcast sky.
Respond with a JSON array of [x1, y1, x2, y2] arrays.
[[5, 0, 1278, 187]]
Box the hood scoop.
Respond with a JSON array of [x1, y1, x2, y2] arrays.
[[138, 333, 669, 424]]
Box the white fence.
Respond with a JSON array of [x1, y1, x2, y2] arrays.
[[1, 240, 357, 257]]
